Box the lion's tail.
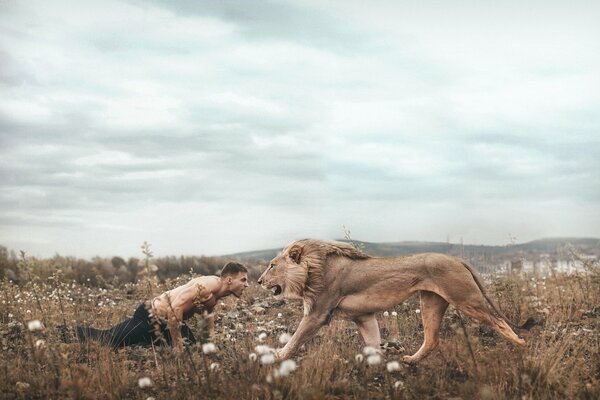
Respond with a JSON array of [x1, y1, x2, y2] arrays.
[[461, 261, 535, 331]]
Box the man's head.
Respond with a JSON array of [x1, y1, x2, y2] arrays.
[[221, 262, 249, 298]]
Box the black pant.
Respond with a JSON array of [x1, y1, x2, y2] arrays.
[[75, 304, 196, 349]]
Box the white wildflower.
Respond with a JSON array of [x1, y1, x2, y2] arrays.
[[8, 313, 13, 319], [255, 345, 275, 355], [367, 354, 382, 365], [258, 332, 268, 342], [35, 339, 46, 349], [279, 359, 297, 376], [415, 309, 421, 314], [202, 342, 217, 354], [27, 320, 43, 332], [394, 380, 404, 389], [210, 362, 220, 371], [391, 311, 398, 317], [279, 333, 292, 345], [138, 377, 152, 388], [355, 354, 364, 362], [386, 361, 401, 372], [383, 311, 389, 317], [249, 352, 258, 362], [26, 309, 31, 314], [363, 346, 378, 355], [277, 313, 283, 318], [260, 354, 276, 365]]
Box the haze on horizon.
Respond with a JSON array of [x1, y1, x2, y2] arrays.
[[1, 0, 599, 259]]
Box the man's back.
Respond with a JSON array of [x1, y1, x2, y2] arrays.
[[151, 276, 221, 321]]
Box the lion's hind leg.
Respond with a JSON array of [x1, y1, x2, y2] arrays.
[[403, 291, 449, 364], [354, 314, 382, 350]]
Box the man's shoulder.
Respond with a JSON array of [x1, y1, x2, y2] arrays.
[[190, 275, 220, 290]]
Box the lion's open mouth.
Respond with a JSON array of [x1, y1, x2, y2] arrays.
[[273, 285, 282, 296]]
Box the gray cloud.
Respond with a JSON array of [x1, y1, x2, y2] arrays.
[[1, 0, 599, 257], [137, 0, 369, 53]]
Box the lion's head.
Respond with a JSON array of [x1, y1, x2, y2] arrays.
[[257, 239, 370, 313]]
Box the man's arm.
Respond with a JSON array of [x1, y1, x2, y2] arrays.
[[166, 301, 184, 350], [164, 276, 220, 349]]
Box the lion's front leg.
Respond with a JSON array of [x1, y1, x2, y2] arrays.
[[276, 314, 327, 360]]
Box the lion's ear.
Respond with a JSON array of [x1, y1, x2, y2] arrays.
[[289, 245, 302, 264]]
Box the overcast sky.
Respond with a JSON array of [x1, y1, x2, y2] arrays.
[[1, 0, 599, 259]]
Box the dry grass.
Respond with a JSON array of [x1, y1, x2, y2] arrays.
[[1, 260, 598, 399]]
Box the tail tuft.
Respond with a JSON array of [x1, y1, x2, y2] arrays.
[[519, 317, 537, 331]]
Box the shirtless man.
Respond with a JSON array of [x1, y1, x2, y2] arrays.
[[71, 262, 249, 350]]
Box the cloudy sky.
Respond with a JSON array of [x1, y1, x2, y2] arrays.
[[1, 0, 599, 258]]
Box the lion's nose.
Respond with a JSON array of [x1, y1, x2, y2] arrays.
[[257, 277, 263, 285]]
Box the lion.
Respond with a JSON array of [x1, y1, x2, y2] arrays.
[[257, 239, 531, 363]]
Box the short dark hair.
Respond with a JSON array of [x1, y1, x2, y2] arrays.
[[220, 262, 248, 277]]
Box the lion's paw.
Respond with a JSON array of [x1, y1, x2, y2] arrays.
[[401, 355, 418, 364]]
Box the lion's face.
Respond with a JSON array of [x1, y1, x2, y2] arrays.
[[258, 244, 307, 299]]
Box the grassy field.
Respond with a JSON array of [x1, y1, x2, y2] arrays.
[[1, 257, 598, 399]]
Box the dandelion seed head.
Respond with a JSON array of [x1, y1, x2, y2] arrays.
[[138, 377, 152, 388], [249, 352, 258, 362], [35, 339, 46, 349], [394, 380, 404, 389], [202, 342, 217, 354], [386, 361, 401, 372], [391, 311, 398, 317], [383, 311, 389, 317], [277, 313, 283, 318], [279, 359, 297, 376], [258, 332, 268, 342], [367, 354, 382, 365], [210, 362, 220, 371], [27, 320, 43, 332], [355, 354, 364, 362], [363, 346, 378, 355], [279, 333, 292, 345], [415, 309, 421, 314], [255, 345, 275, 355], [260, 353, 276, 365]]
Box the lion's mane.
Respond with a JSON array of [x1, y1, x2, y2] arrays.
[[283, 239, 371, 313]]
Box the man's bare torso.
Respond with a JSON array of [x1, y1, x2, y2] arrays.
[[150, 276, 220, 321]]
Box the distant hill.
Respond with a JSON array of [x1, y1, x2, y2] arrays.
[[227, 237, 600, 262]]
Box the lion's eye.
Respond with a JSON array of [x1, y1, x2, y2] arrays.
[[269, 263, 275, 269]]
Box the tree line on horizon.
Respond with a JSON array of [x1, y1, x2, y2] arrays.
[[0, 245, 264, 286]]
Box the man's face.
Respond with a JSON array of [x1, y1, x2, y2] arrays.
[[227, 272, 249, 298]]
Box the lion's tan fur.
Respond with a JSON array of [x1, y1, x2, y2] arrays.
[[281, 239, 370, 313], [258, 239, 527, 362]]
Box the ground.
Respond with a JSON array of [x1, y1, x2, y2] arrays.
[[1, 266, 599, 399]]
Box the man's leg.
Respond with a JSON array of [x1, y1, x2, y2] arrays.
[[75, 317, 153, 348], [75, 304, 154, 348]]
